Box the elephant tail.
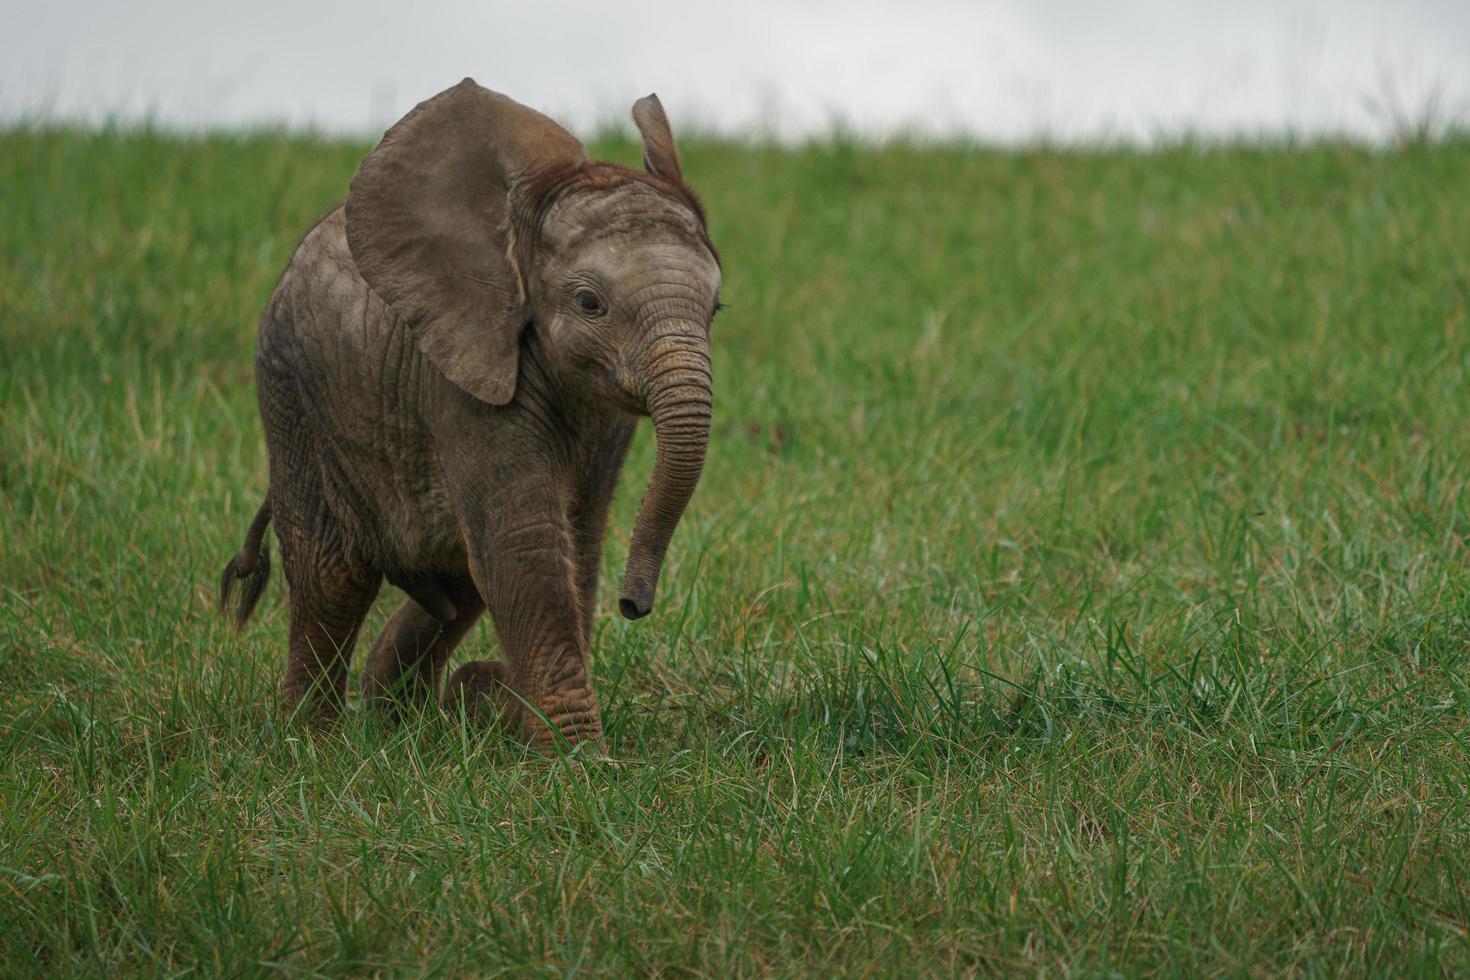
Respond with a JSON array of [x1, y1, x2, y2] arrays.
[[219, 499, 273, 629]]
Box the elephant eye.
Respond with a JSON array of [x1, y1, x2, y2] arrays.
[[575, 290, 606, 317]]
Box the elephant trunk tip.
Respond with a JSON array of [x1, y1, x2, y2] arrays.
[[618, 595, 651, 620], [618, 579, 654, 620]]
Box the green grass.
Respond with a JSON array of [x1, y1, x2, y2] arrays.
[[3, 125, 1470, 976]]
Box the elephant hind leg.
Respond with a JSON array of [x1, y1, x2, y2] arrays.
[[280, 559, 381, 721], [442, 659, 519, 732], [362, 576, 484, 713]]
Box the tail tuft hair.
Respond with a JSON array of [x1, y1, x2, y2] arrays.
[[219, 500, 273, 629]]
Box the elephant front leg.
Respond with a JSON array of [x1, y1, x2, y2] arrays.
[[569, 424, 634, 649], [462, 495, 603, 750]]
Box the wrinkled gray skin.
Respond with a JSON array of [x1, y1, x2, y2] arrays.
[[218, 79, 719, 749]]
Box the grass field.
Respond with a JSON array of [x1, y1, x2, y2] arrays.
[[3, 126, 1470, 975]]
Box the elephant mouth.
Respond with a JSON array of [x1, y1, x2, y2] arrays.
[[609, 384, 648, 417]]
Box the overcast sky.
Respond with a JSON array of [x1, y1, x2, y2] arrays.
[[4, 0, 1468, 142]]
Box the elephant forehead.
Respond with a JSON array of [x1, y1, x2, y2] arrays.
[[580, 236, 720, 284], [543, 183, 707, 251]]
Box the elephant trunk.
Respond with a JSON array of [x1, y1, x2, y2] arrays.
[[619, 336, 712, 620]]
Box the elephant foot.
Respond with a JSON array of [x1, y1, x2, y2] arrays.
[[442, 659, 519, 731], [443, 660, 604, 753], [524, 687, 604, 752]]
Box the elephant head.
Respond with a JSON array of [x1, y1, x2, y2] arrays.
[[344, 79, 720, 624]]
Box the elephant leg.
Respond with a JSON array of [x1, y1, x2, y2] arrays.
[[362, 577, 485, 712], [258, 360, 381, 721], [461, 493, 602, 750], [568, 425, 634, 649], [569, 532, 600, 652], [279, 558, 381, 720], [569, 496, 610, 651], [442, 658, 517, 730]]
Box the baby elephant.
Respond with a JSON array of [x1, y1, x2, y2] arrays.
[[218, 79, 720, 748]]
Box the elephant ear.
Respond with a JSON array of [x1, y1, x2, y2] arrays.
[[346, 78, 585, 405], [631, 93, 683, 183]]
